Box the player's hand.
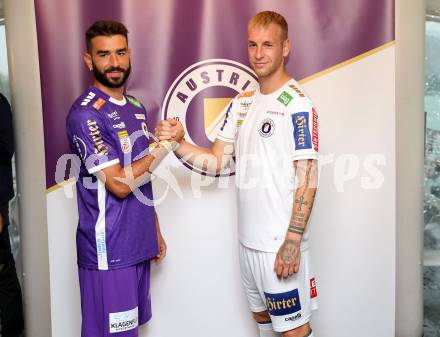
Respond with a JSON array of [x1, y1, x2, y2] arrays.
[[153, 231, 167, 264], [155, 119, 185, 143], [274, 239, 301, 278], [0, 213, 4, 234]]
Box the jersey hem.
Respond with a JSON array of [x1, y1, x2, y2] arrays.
[[77, 252, 158, 271], [216, 135, 234, 143], [239, 239, 310, 253], [272, 314, 311, 333], [292, 154, 318, 161]]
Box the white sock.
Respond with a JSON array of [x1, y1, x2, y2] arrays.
[[258, 322, 280, 337]]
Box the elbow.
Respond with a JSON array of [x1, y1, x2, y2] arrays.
[[106, 182, 131, 199]]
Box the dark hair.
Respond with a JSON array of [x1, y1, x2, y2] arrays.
[[85, 20, 128, 52]]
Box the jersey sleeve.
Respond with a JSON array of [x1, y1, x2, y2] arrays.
[[67, 109, 120, 174], [216, 100, 236, 143], [289, 98, 319, 161]]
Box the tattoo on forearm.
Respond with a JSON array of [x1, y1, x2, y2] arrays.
[[289, 160, 317, 234], [288, 225, 305, 235]]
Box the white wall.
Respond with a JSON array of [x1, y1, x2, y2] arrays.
[[395, 0, 425, 336], [4, 0, 51, 337]]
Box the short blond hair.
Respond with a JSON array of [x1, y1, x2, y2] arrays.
[[248, 11, 288, 41]]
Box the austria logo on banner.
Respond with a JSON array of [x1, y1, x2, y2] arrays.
[[161, 59, 257, 176]]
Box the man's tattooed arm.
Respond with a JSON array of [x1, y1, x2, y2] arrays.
[[274, 159, 318, 278]]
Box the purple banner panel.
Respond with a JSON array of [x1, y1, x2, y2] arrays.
[[34, 0, 395, 189]]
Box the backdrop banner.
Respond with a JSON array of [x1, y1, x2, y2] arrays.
[[34, 1, 395, 336]]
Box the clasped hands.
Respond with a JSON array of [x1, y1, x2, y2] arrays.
[[154, 119, 185, 144]]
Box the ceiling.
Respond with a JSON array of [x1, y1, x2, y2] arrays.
[[0, 1, 438, 22]]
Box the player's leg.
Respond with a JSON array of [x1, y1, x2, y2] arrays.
[[253, 310, 280, 337], [260, 249, 318, 337], [136, 259, 152, 326], [79, 265, 141, 337], [239, 244, 280, 337], [281, 323, 312, 337]]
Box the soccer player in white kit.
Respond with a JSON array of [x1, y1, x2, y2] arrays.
[[156, 11, 319, 337]]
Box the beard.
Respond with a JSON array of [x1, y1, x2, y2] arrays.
[[92, 62, 131, 88]]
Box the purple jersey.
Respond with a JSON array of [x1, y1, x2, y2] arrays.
[[66, 86, 158, 270]]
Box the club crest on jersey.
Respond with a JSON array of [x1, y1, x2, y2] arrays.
[[264, 289, 302, 316], [259, 118, 275, 138], [118, 130, 132, 154], [292, 112, 312, 150], [162, 58, 258, 176], [277, 91, 293, 107]]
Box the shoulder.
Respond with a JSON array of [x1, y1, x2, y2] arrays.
[[125, 94, 146, 110], [276, 81, 313, 112]]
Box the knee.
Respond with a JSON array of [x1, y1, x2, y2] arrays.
[[252, 310, 271, 324]]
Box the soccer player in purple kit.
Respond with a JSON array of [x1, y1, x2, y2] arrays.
[[66, 20, 172, 337]]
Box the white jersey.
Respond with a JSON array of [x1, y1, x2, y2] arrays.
[[217, 79, 318, 252]]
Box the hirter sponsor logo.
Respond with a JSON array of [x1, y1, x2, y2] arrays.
[[292, 112, 312, 150], [312, 108, 319, 152], [310, 277, 318, 299], [86, 120, 109, 156], [264, 289, 302, 316]]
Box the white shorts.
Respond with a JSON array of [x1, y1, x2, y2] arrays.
[[239, 243, 318, 332]]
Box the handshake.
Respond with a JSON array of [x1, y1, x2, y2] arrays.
[[154, 118, 185, 145]]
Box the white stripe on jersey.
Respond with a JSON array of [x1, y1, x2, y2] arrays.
[[96, 179, 109, 270]]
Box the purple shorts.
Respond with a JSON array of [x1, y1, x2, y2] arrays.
[[78, 260, 152, 337]]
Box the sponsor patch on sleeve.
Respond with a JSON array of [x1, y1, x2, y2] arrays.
[[277, 91, 293, 106], [264, 289, 302, 316], [291, 112, 312, 150], [310, 277, 318, 299], [92, 98, 106, 110], [312, 108, 319, 152]]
